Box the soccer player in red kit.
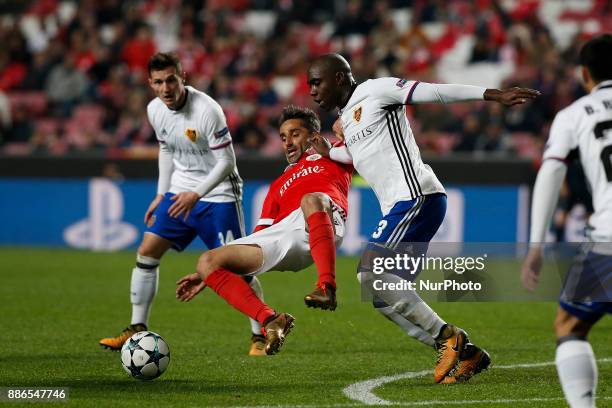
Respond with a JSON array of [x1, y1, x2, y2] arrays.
[[175, 105, 352, 354]]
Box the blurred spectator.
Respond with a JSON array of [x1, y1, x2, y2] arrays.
[[45, 52, 90, 116], [21, 51, 54, 90], [415, 103, 460, 133], [0, 50, 27, 91], [1, 0, 610, 158], [399, 25, 433, 74], [30, 123, 68, 155], [114, 88, 154, 147], [257, 81, 279, 106], [475, 122, 513, 155], [454, 113, 481, 152], [120, 23, 156, 79], [0, 91, 10, 144], [470, 24, 499, 63], [6, 108, 34, 144], [334, 0, 377, 37]]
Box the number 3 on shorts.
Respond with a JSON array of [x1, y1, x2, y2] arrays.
[[372, 220, 388, 239]]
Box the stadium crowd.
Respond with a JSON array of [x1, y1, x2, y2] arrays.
[[1, 0, 611, 158]]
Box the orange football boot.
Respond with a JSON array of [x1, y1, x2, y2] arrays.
[[99, 324, 147, 350], [434, 325, 468, 383], [440, 343, 491, 384]]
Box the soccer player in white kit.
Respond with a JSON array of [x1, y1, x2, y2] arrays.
[[100, 53, 265, 355], [307, 53, 539, 383], [522, 34, 612, 408]]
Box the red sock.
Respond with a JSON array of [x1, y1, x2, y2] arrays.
[[307, 211, 336, 289], [204, 268, 275, 325]]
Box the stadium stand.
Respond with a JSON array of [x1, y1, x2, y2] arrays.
[[1, 0, 610, 158]]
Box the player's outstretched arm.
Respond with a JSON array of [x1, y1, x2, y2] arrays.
[[176, 272, 207, 302], [409, 82, 540, 106], [484, 87, 541, 106]]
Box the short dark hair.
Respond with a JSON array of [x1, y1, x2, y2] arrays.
[[278, 105, 321, 133], [147, 52, 182, 76], [579, 34, 612, 82]]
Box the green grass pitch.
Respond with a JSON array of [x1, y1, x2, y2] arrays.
[[1, 247, 610, 407]]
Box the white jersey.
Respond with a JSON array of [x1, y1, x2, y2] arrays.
[[147, 85, 242, 202], [543, 80, 612, 240], [339, 78, 445, 215]]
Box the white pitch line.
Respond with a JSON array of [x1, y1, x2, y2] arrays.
[[217, 397, 612, 408], [342, 370, 430, 406], [342, 357, 612, 406]]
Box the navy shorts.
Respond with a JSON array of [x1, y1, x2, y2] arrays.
[[145, 193, 244, 251], [369, 193, 446, 247], [364, 193, 446, 308], [560, 301, 611, 324], [559, 246, 612, 323]]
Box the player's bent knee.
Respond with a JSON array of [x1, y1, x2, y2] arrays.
[[554, 308, 592, 339], [300, 192, 330, 212], [138, 234, 171, 259], [196, 251, 218, 279], [137, 242, 154, 258]]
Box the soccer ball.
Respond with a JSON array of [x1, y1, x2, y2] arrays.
[[120, 331, 170, 380]]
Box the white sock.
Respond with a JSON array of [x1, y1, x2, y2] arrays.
[[555, 339, 597, 408], [359, 271, 446, 338], [246, 276, 264, 335], [130, 255, 159, 326], [375, 304, 435, 347]]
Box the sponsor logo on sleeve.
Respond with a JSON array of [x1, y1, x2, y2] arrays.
[[396, 78, 408, 88]]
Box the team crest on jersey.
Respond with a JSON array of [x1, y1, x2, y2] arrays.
[[306, 154, 322, 161], [353, 106, 362, 123], [396, 78, 408, 88], [184, 128, 197, 142]]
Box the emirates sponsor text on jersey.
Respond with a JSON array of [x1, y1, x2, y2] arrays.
[[279, 164, 325, 196]]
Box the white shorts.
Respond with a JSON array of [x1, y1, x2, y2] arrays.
[[228, 204, 346, 275]]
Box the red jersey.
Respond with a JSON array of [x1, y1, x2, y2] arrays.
[[255, 151, 353, 230]]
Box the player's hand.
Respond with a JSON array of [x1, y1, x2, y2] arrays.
[[521, 246, 543, 291], [168, 192, 200, 221], [484, 87, 541, 106], [176, 273, 207, 301], [309, 133, 332, 157], [144, 194, 164, 224], [332, 117, 344, 142]]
